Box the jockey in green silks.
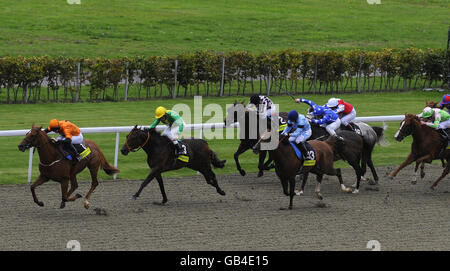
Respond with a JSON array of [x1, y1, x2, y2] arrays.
[[150, 106, 186, 155]]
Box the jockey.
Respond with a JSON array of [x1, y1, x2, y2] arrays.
[[44, 119, 83, 161], [149, 106, 186, 155], [418, 107, 450, 131], [296, 98, 343, 141], [440, 94, 450, 112], [281, 110, 313, 161], [325, 97, 357, 132], [247, 94, 276, 119]]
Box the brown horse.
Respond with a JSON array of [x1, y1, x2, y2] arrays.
[[18, 124, 120, 209], [120, 126, 226, 203], [386, 114, 449, 189], [253, 132, 352, 210]]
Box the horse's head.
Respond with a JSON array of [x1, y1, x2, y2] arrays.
[[394, 114, 420, 142], [18, 124, 44, 152], [121, 125, 150, 155], [425, 100, 440, 109]]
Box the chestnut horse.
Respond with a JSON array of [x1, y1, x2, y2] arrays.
[[386, 114, 449, 189], [18, 124, 119, 209], [253, 132, 351, 210], [120, 126, 226, 203]]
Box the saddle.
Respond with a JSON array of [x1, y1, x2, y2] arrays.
[[289, 141, 316, 166], [342, 122, 362, 136]]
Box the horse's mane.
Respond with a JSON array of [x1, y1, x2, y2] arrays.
[[425, 100, 440, 108], [142, 127, 175, 147]]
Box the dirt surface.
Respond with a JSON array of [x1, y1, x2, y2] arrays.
[[0, 164, 448, 251]]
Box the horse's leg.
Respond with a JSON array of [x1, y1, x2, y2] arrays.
[[257, 151, 267, 177], [30, 175, 49, 207], [59, 179, 70, 209], [131, 168, 160, 200], [412, 162, 421, 185], [431, 159, 450, 189], [66, 175, 82, 202], [262, 151, 275, 170], [288, 177, 296, 210], [366, 152, 379, 185], [315, 174, 324, 200], [199, 168, 226, 196], [420, 162, 426, 179], [154, 173, 168, 204], [348, 159, 363, 194], [83, 164, 100, 209], [387, 152, 416, 180], [360, 150, 368, 182], [296, 172, 309, 195], [234, 142, 250, 176]]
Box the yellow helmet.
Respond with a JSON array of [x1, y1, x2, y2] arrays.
[[155, 106, 168, 118], [48, 119, 59, 130]]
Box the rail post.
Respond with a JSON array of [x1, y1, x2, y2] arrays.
[[114, 132, 120, 180], [27, 148, 34, 184]]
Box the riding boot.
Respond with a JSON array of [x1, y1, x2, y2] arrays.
[[334, 134, 345, 142], [346, 124, 356, 132], [65, 142, 81, 161], [298, 142, 311, 161], [174, 142, 184, 156]]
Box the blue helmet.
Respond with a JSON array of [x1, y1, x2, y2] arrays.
[[312, 106, 325, 116], [287, 110, 299, 121]]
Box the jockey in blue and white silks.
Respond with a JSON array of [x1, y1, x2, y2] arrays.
[[281, 110, 313, 160], [296, 98, 343, 140]]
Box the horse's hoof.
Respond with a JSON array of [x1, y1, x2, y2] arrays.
[[316, 193, 323, 200], [361, 176, 368, 182], [60, 202, 66, 209], [421, 173, 425, 178], [295, 189, 303, 196], [84, 200, 91, 209], [429, 186, 435, 191], [76, 193, 83, 199], [411, 180, 417, 185], [217, 189, 226, 196], [239, 170, 246, 176], [352, 189, 360, 194], [368, 179, 378, 185], [257, 171, 263, 177], [384, 176, 394, 181], [36, 201, 44, 207], [344, 188, 353, 193], [152, 201, 166, 206], [130, 195, 137, 200]]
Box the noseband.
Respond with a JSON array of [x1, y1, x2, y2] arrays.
[[125, 130, 150, 152]]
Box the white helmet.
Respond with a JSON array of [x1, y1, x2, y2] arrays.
[[326, 98, 339, 108]]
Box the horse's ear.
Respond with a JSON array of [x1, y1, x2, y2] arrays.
[[134, 124, 138, 129], [32, 123, 35, 128]]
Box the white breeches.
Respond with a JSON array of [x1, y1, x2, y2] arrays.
[[162, 124, 182, 144], [289, 129, 312, 144], [340, 108, 356, 126], [438, 119, 450, 129], [57, 133, 83, 144], [325, 119, 341, 136]]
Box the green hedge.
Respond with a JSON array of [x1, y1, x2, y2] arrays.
[[0, 48, 448, 103]]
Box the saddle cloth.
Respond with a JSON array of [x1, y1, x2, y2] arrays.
[[289, 141, 316, 166], [278, 116, 287, 133], [177, 141, 190, 163], [438, 128, 450, 149], [63, 142, 91, 160]]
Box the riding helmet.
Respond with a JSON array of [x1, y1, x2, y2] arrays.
[[326, 98, 339, 108], [250, 95, 261, 105], [441, 94, 450, 107], [155, 106, 168, 118], [287, 110, 299, 121], [421, 107, 433, 118], [48, 119, 59, 130]]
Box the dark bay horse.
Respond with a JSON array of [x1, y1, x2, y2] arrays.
[[305, 107, 388, 185], [224, 101, 288, 177], [18, 124, 119, 209], [386, 114, 449, 189], [253, 133, 351, 210], [120, 126, 226, 203]]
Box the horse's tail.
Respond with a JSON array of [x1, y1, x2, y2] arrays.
[[89, 141, 120, 176], [372, 122, 390, 147], [210, 149, 226, 168]]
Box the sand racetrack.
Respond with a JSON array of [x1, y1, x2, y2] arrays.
[[0, 164, 448, 251]]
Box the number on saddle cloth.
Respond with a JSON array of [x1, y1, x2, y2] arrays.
[[177, 141, 189, 163], [73, 143, 91, 160], [289, 142, 316, 166], [278, 117, 287, 132]]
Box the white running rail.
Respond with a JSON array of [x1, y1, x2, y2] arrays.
[[0, 115, 404, 184]]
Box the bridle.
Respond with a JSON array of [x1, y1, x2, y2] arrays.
[[22, 129, 51, 150], [125, 130, 150, 152]]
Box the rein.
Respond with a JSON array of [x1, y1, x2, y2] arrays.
[[126, 130, 150, 152]]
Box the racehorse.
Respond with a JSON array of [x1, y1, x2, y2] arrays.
[[253, 132, 352, 209], [224, 101, 287, 177], [18, 124, 119, 209], [386, 114, 449, 189], [120, 126, 226, 203], [305, 110, 387, 186]]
